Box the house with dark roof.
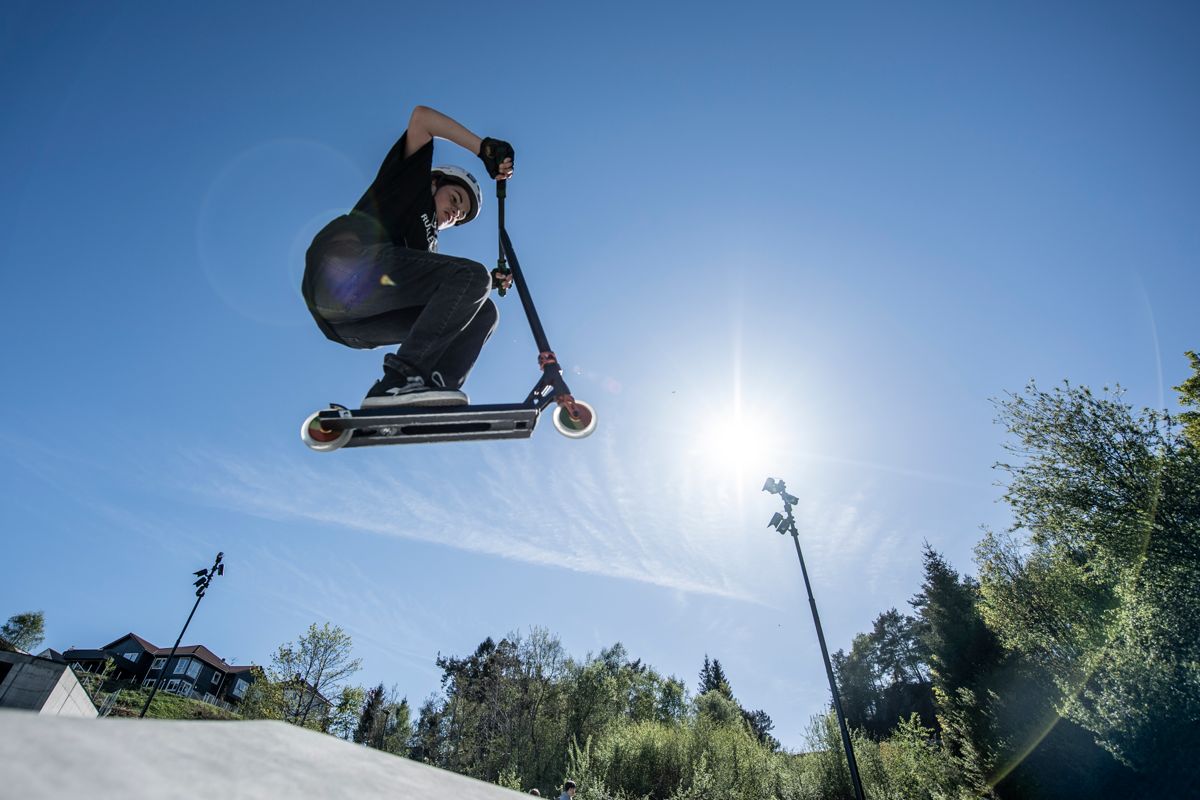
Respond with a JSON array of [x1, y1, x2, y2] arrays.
[[59, 633, 256, 711]]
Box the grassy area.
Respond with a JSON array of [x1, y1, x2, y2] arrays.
[[105, 687, 242, 721]]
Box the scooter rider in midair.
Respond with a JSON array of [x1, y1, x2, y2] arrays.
[[302, 105, 514, 407]]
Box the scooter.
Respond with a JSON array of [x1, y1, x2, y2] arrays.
[[300, 181, 597, 451]]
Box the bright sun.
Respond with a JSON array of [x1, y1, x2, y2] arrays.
[[701, 413, 773, 475]]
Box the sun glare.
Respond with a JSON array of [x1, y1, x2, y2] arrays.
[[702, 414, 773, 476]]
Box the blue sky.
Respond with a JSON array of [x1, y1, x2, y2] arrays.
[[1, 2, 1196, 749]]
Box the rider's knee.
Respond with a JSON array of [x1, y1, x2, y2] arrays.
[[477, 298, 499, 330]]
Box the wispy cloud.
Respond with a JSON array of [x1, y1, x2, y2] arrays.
[[179, 424, 821, 604]]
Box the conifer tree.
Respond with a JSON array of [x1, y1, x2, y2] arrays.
[[354, 683, 386, 745], [698, 655, 732, 699]]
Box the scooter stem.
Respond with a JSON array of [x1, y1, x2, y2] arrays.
[[495, 182, 577, 408]]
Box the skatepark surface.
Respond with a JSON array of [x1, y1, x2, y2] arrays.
[[0, 709, 525, 798]]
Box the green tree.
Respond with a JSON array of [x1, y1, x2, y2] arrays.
[[980, 380, 1200, 791], [656, 675, 688, 725], [909, 546, 1006, 794], [269, 622, 362, 730], [433, 635, 529, 780], [238, 665, 285, 720], [1, 611, 45, 652], [383, 694, 414, 755], [697, 655, 732, 699], [353, 683, 413, 754], [875, 714, 965, 800], [355, 683, 386, 745], [1175, 350, 1200, 447], [325, 685, 367, 739], [411, 694, 448, 764], [832, 632, 879, 731], [513, 627, 571, 790], [696, 655, 777, 749], [831, 607, 935, 740], [870, 608, 929, 686]]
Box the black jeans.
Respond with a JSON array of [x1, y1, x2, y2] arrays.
[[304, 216, 498, 390]]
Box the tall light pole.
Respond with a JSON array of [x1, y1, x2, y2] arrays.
[[140, 552, 225, 718], [763, 478, 866, 800]]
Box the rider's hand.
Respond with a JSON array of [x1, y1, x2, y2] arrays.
[[491, 268, 513, 292], [478, 137, 514, 180]]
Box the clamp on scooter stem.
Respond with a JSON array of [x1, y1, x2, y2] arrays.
[[537, 352, 582, 421], [556, 393, 585, 422]]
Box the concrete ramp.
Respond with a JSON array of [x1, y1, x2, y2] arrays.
[[0, 710, 524, 798]]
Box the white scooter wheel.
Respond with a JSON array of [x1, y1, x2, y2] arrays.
[[301, 411, 352, 452]]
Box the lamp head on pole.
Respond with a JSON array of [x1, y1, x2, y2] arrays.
[[762, 477, 799, 507], [767, 512, 790, 534]]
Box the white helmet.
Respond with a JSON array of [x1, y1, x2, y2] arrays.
[[431, 165, 483, 225]]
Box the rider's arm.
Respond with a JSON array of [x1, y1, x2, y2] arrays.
[[403, 105, 482, 159]]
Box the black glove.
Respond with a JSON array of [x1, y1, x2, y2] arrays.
[[491, 267, 513, 295], [478, 137, 514, 179]]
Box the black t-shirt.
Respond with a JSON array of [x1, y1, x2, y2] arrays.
[[353, 131, 439, 252]]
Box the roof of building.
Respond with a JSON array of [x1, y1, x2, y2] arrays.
[[73, 634, 254, 676], [164, 645, 235, 675], [101, 633, 159, 652]]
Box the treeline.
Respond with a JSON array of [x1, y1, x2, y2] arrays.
[[350, 629, 976, 798]]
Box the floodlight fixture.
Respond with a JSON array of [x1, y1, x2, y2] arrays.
[[193, 569, 207, 577], [763, 477, 800, 506], [768, 512, 786, 531]]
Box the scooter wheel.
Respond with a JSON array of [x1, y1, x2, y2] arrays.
[[552, 399, 597, 439], [301, 411, 352, 452]]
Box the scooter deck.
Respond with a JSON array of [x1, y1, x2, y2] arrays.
[[317, 403, 540, 447]]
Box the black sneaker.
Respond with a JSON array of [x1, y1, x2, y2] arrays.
[[361, 369, 468, 408]]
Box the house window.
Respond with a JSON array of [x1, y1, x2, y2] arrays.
[[143, 678, 156, 689], [231, 678, 248, 699], [212, 672, 222, 685], [165, 679, 181, 693], [151, 658, 166, 671], [203, 693, 216, 705], [173, 658, 188, 675], [185, 660, 201, 680], [123, 651, 141, 662]]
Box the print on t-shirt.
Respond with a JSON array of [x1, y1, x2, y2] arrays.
[[353, 132, 439, 253]]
